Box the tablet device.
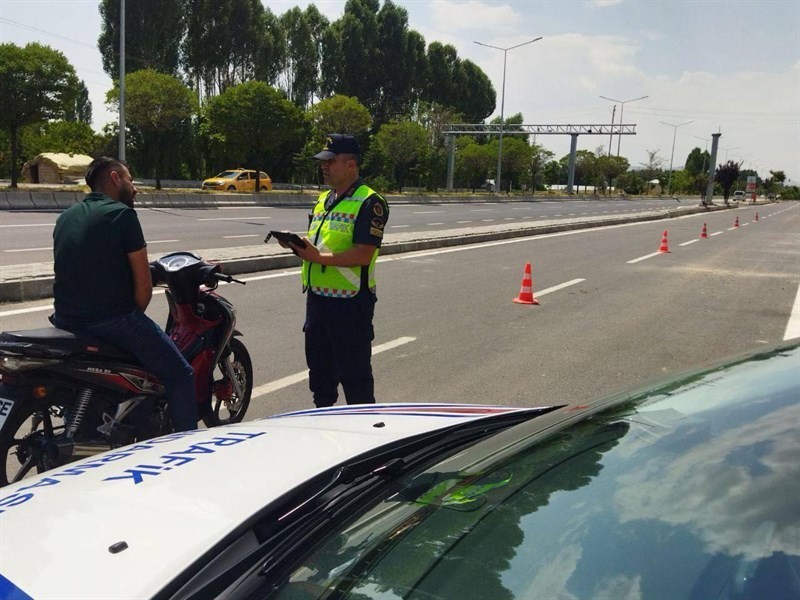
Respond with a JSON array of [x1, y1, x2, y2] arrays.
[[265, 230, 307, 248]]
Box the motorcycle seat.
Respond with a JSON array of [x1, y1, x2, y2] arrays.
[[0, 328, 138, 362]]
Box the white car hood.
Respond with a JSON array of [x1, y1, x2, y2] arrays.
[[0, 403, 539, 600]]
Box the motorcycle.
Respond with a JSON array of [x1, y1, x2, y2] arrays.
[[0, 252, 253, 487]]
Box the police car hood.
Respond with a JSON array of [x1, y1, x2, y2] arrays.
[[0, 403, 540, 600]]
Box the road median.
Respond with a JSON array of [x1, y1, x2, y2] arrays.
[[0, 203, 725, 304]]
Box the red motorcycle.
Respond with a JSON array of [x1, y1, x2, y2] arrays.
[[0, 252, 252, 486]]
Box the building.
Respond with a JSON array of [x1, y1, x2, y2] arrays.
[[21, 153, 93, 184]]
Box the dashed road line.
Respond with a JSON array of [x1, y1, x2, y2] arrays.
[[679, 239, 699, 247], [627, 251, 664, 264]]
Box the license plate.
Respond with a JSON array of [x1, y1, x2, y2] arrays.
[[0, 397, 15, 429]]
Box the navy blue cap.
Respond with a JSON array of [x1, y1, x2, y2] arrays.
[[313, 134, 361, 160]]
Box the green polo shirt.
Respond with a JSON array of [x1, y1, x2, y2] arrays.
[[53, 193, 146, 321]]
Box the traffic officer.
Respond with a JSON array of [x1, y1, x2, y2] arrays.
[[285, 134, 389, 407]]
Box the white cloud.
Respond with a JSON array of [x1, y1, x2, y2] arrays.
[[589, 0, 624, 6], [428, 0, 522, 33]]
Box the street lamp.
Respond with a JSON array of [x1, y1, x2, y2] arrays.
[[474, 37, 542, 192], [661, 120, 694, 196], [720, 146, 740, 163], [599, 94, 648, 156]]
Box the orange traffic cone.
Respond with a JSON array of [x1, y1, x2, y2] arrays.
[[513, 262, 539, 305], [734, 216, 739, 228], [754, 212, 759, 222], [700, 223, 708, 239], [658, 230, 670, 253]]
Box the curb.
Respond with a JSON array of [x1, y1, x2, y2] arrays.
[[0, 204, 724, 304]]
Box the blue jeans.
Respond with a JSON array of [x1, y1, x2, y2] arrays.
[[54, 309, 198, 431]]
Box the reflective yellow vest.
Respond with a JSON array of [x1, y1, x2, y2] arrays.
[[302, 184, 382, 298]]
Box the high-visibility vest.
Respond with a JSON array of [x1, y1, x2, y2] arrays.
[[302, 184, 383, 298]]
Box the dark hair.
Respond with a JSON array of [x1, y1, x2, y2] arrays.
[[85, 156, 128, 191]]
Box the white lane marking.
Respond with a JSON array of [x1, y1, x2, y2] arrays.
[[217, 206, 269, 210], [251, 336, 416, 398], [414, 210, 445, 214], [457, 220, 472, 224], [390, 224, 410, 228], [537, 278, 586, 296], [784, 284, 800, 341], [727, 227, 737, 231], [469, 209, 492, 212], [482, 219, 495, 222], [197, 216, 272, 221], [427, 222, 445, 226], [711, 232, 723, 237], [554, 214, 563, 217], [0, 223, 54, 228], [148, 239, 179, 244], [223, 234, 261, 239], [742, 222, 750, 227], [679, 239, 699, 247], [4, 247, 51, 253], [627, 251, 664, 264], [504, 217, 514, 220]]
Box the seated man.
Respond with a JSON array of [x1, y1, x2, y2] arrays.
[[52, 157, 197, 432]]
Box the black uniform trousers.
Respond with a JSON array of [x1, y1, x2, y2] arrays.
[[304, 289, 376, 407]]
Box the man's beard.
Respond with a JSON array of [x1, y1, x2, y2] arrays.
[[119, 188, 135, 207]]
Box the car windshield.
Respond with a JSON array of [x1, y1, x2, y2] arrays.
[[214, 171, 239, 179], [265, 345, 800, 600]]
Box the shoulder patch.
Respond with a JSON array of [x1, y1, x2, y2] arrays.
[[373, 202, 384, 217]]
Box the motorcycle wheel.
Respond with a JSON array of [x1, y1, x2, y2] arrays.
[[0, 396, 74, 487], [203, 338, 252, 428]]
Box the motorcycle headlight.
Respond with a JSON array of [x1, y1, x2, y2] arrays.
[[0, 355, 60, 374]]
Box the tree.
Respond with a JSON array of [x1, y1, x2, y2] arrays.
[[528, 143, 554, 191], [107, 69, 197, 189], [278, 7, 321, 109], [455, 137, 493, 191], [639, 148, 664, 183], [373, 120, 428, 192], [65, 80, 92, 125], [374, 2, 427, 124], [684, 147, 710, 177], [183, 0, 283, 98], [320, 0, 381, 112], [22, 120, 102, 157], [98, 0, 185, 77], [206, 81, 307, 188], [0, 43, 79, 187], [309, 94, 372, 137], [595, 154, 630, 194], [714, 160, 742, 206], [487, 136, 530, 192], [616, 171, 646, 195], [769, 170, 786, 185]]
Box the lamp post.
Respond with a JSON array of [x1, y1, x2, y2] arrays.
[[118, 0, 126, 161], [720, 146, 740, 163], [474, 37, 542, 192], [599, 94, 648, 156], [661, 120, 693, 196]]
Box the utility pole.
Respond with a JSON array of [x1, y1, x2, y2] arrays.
[[475, 37, 542, 193], [704, 133, 722, 206], [118, 0, 126, 161], [661, 120, 693, 196], [607, 105, 616, 157], [599, 94, 648, 156]]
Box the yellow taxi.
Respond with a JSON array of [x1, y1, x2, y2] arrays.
[[201, 169, 272, 192]]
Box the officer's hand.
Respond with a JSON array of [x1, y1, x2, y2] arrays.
[[292, 237, 319, 262]]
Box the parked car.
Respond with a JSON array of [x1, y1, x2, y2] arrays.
[[1, 341, 798, 600], [201, 169, 272, 192], [732, 190, 746, 202]]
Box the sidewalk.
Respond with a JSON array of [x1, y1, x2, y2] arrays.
[[0, 203, 726, 304]]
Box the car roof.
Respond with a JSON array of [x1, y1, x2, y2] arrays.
[[0, 404, 542, 600]]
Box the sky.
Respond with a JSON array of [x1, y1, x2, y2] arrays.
[[1, 0, 799, 183]]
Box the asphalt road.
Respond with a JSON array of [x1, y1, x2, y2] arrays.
[[0, 197, 688, 266], [2, 203, 797, 422]]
